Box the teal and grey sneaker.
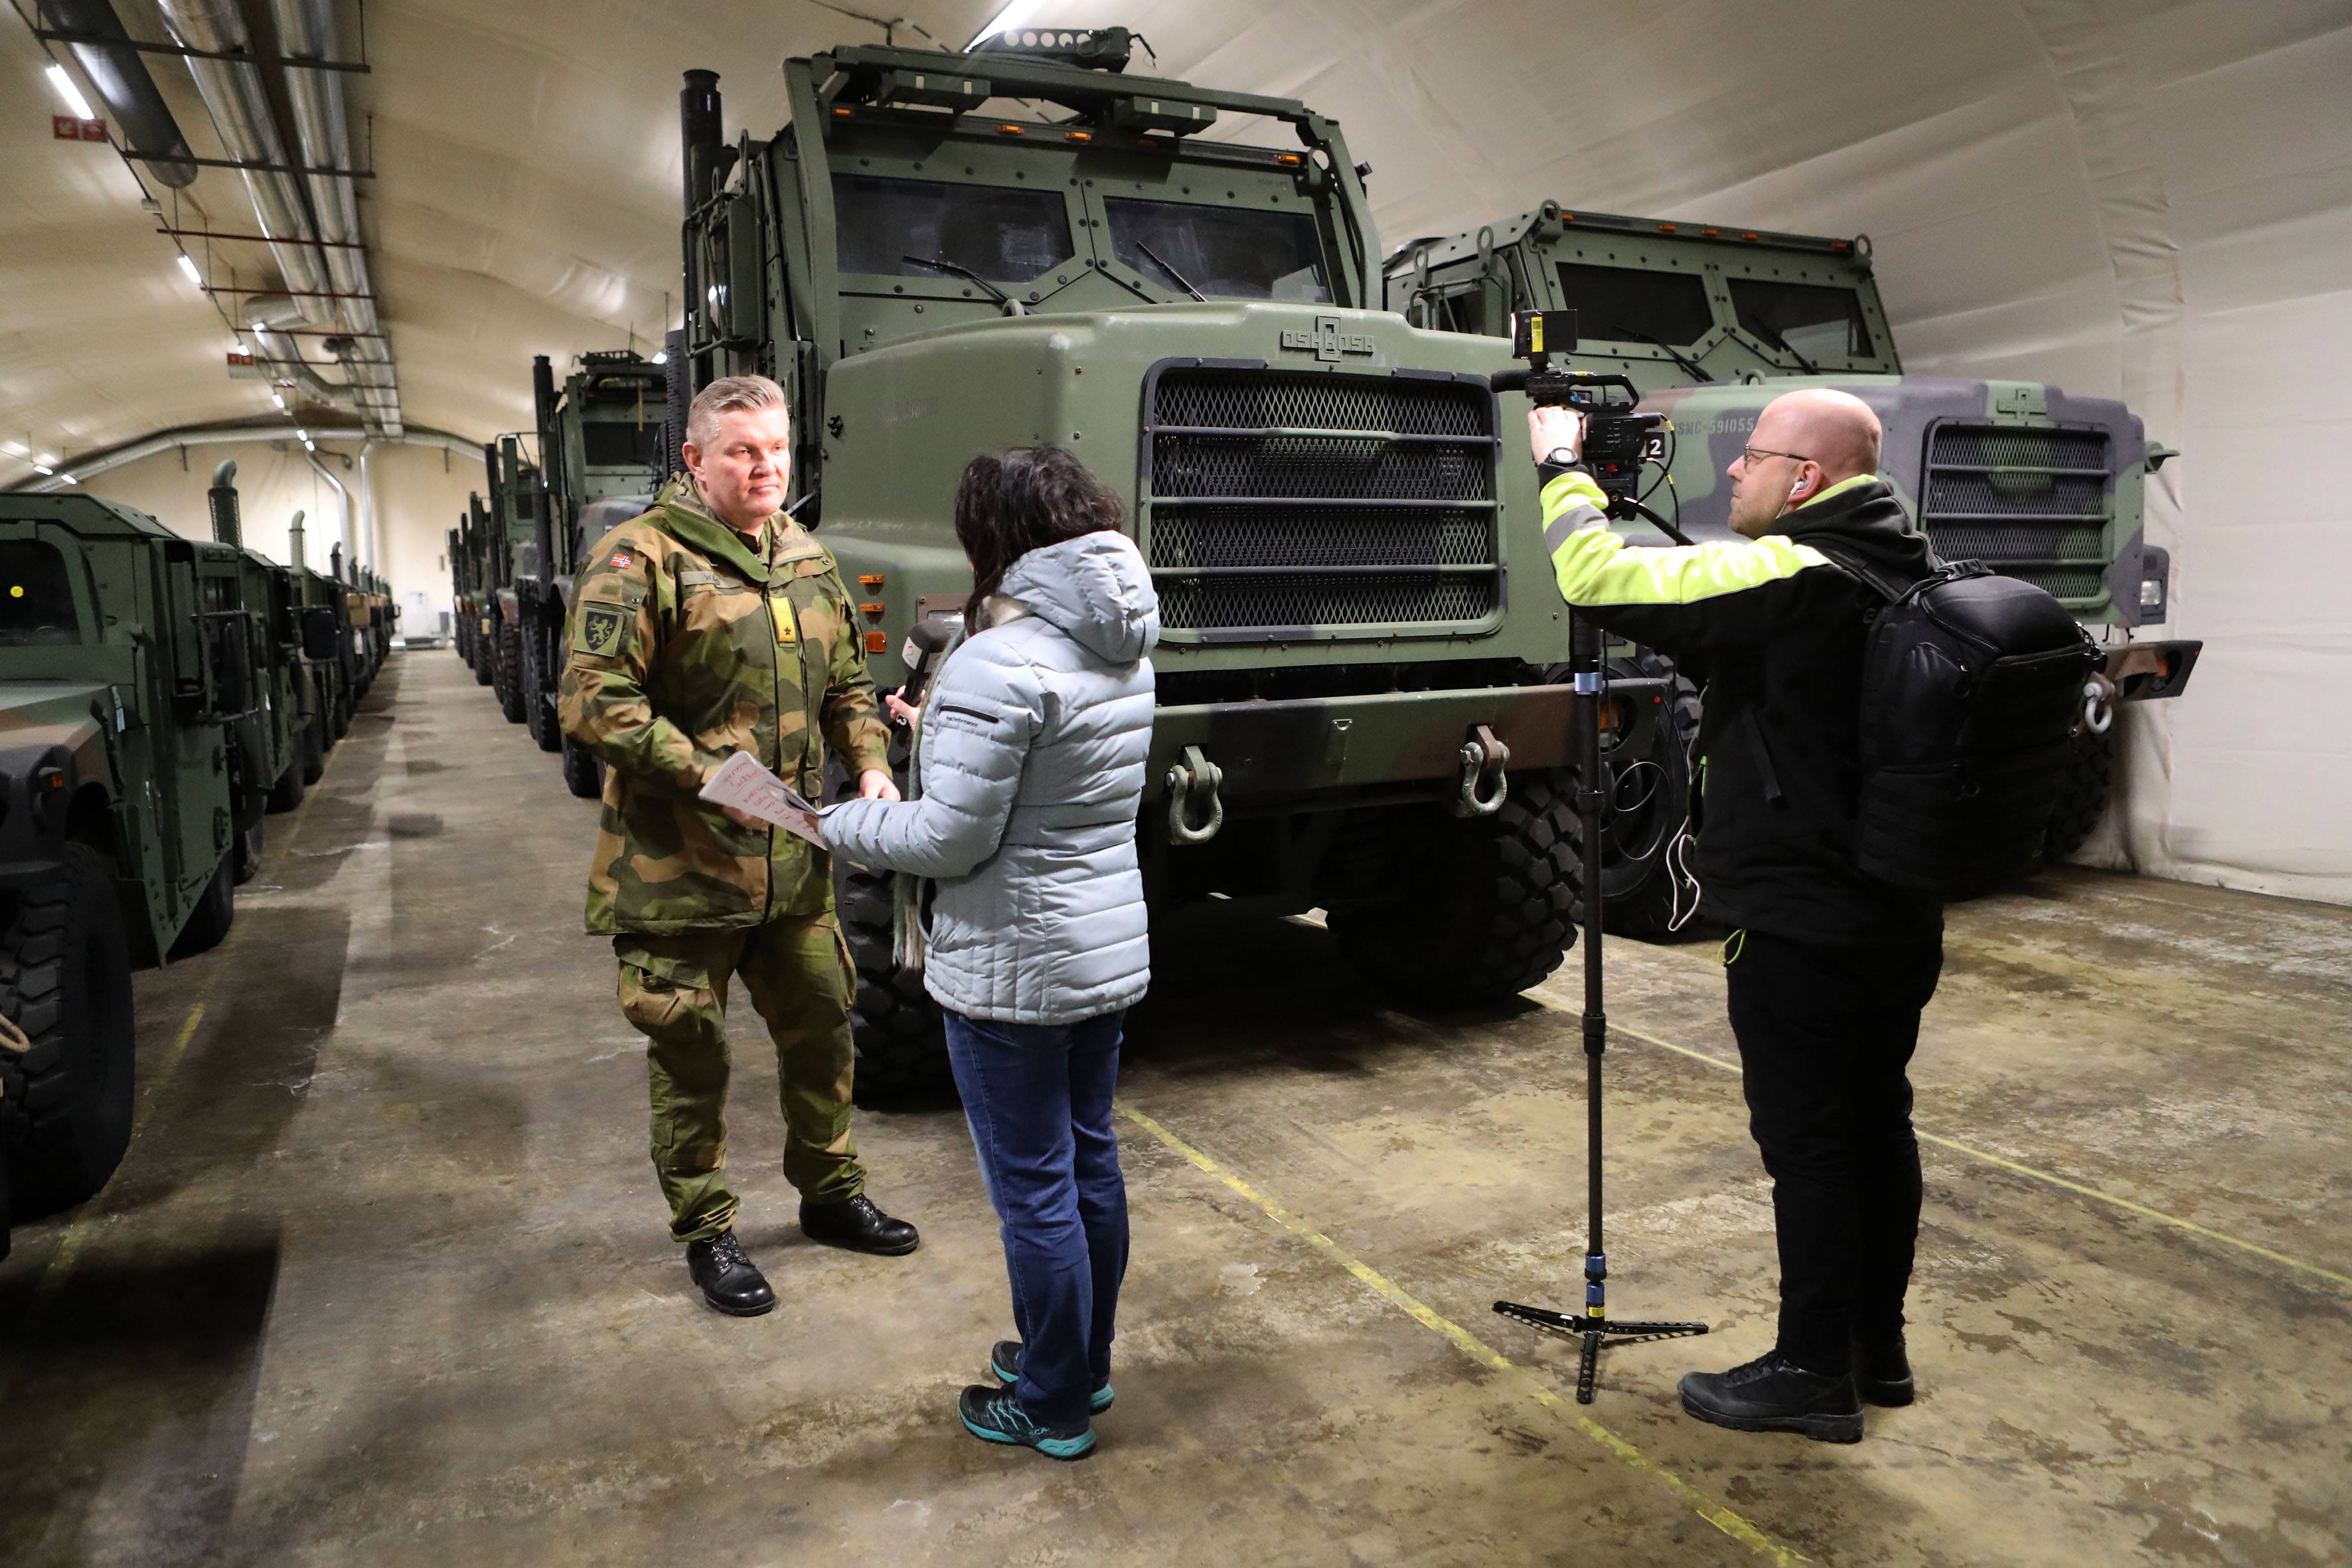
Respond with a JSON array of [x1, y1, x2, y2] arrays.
[[990, 1339, 1115, 1413], [958, 1384, 1095, 1460]]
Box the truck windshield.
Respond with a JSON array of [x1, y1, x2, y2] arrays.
[[0, 540, 80, 645], [1555, 262, 1715, 347], [1106, 197, 1328, 301], [582, 421, 663, 469], [833, 173, 1075, 282], [1728, 277, 1874, 360]]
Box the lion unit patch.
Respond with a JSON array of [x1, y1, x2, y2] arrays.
[[574, 601, 630, 658]]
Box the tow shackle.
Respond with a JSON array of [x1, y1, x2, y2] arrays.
[[1166, 744, 1225, 845], [1455, 724, 1511, 817]]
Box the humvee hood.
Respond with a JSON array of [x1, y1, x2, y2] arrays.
[[0, 680, 110, 731], [997, 532, 1160, 664]]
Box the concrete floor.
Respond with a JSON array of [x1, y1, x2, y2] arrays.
[[3, 649, 2348, 1568]]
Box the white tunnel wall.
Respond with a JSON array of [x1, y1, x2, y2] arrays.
[[1109, 0, 2350, 900], [83, 440, 477, 641]]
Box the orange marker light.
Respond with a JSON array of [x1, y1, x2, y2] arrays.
[[1658, 222, 1678, 232], [1064, 130, 1093, 143], [1277, 153, 1302, 165], [996, 122, 1025, 136], [1741, 232, 1761, 241], [831, 106, 854, 118], [865, 630, 889, 653], [859, 601, 886, 616], [858, 574, 886, 588]]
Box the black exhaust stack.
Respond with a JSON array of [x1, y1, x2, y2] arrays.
[[207, 458, 242, 548], [680, 69, 722, 216]]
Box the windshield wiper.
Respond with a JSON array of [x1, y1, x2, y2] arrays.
[[1135, 241, 1208, 302], [1593, 320, 1713, 383], [1745, 321, 1821, 375], [902, 255, 1026, 315]]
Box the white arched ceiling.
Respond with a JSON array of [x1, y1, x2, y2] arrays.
[[3, 0, 2346, 896]]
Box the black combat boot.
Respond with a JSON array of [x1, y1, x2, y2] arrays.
[[1853, 1330, 1915, 1406], [1678, 1352, 1864, 1443], [686, 1229, 775, 1316], [799, 1193, 919, 1256]]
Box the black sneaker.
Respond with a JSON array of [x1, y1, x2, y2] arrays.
[[957, 1383, 1095, 1460], [685, 1229, 775, 1317], [990, 1340, 1115, 1413], [799, 1194, 919, 1257], [1853, 1331, 1915, 1406], [1679, 1352, 1864, 1443]]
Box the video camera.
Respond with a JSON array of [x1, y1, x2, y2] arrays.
[[1491, 310, 1678, 526]]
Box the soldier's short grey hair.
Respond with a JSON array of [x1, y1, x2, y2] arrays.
[[686, 375, 790, 450]]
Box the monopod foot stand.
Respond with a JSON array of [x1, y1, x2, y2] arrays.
[[1494, 609, 1709, 1403]]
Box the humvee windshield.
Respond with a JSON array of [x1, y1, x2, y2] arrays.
[[1555, 262, 1713, 346], [833, 173, 1075, 281], [1107, 198, 1328, 301], [582, 421, 663, 469], [0, 541, 80, 646], [1728, 277, 1873, 359]]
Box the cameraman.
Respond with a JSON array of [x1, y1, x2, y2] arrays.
[[1531, 388, 1940, 1443]]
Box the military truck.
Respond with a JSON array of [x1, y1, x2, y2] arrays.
[[478, 437, 543, 728], [206, 464, 322, 868], [0, 491, 258, 1217], [672, 32, 1601, 1093], [451, 497, 495, 686], [284, 513, 358, 747], [1385, 202, 2199, 911], [526, 349, 667, 797]]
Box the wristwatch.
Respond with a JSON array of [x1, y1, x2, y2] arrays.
[[1543, 448, 1579, 467]]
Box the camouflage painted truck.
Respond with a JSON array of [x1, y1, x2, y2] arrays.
[[450, 497, 494, 684], [672, 31, 1598, 1092], [479, 437, 544, 729], [1386, 204, 2199, 911], [526, 349, 668, 797], [0, 492, 258, 1221], [283, 513, 359, 747], [206, 464, 325, 861]]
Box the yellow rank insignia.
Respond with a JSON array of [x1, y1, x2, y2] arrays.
[[575, 601, 629, 657], [770, 595, 799, 645]]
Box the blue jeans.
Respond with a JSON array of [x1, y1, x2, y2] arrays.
[[943, 1009, 1130, 1431]]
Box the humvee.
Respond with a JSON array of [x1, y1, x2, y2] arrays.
[[671, 31, 1595, 1091], [526, 349, 666, 798], [1387, 203, 2199, 905], [206, 463, 324, 858], [478, 437, 543, 729], [0, 492, 262, 1217]]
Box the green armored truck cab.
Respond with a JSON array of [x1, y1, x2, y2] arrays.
[[0, 492, 260, 1222], [1387, 202, 2199, 882], [206, 464, 323, 849], [676, 33, 1603, 1090], [479, 437, 543, 728], [527, 349, 666, 796]]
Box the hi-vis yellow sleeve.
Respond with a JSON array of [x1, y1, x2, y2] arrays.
[[1541, 470, 1830, 609]]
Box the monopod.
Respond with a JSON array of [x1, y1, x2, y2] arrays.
[[1489, 312, 1709, 1403]]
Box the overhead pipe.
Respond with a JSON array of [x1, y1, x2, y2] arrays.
[[271, 0, 402, 438], [5, 423, 484, 495], [149, 0, 335, 315], [37, 0, 198, 187], [304, 447, 353, 562], [245, 292, 360, 413], [287, 509, 306, 570]]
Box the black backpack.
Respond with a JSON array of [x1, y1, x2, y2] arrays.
[[1818, 550, 2100, 901]]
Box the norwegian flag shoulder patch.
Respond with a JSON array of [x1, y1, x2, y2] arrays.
[[607, 551, 636, 570]]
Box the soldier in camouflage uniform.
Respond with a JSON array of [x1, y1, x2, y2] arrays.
[[560, 374, 919, 1316]]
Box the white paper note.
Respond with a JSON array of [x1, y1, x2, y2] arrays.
[[698, 750, 823, 846]]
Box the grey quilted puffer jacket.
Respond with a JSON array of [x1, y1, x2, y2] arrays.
[[820, 531, 1158, 1025]]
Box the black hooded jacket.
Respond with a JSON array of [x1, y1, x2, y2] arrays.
[[1541, 470, 1942, 945]]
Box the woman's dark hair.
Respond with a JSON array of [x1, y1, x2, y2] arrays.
[[955, 446, 1124, 628]]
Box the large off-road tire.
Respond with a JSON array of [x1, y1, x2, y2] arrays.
[[2041, 723, 2114, 865], [1579, 651, 1705, 940], [522, 627, 562, 753], [299, 708, 327, 785], [560, 737, 605, 801], [330, 680, 352, 742], [0, 842, 137, 1217], [824, 744, 949, 1100], [471, 623, 495, 686], [1330, 769, 1580, 1006], [455, 617, 474, 669], [494, 619, 527, 725], [232, 821, 264, 886], [170, 853, 236, 961], [267, 754, 307, 815]]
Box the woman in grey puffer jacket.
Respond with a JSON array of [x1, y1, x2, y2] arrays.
[[821, 447, 1155, 1462]]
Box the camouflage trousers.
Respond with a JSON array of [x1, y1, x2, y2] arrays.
[[614, 913, 864, 1243]]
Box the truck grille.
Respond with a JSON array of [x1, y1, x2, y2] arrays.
[[1143, 365, 1500, 639], [1919, 424, 2113, 609]]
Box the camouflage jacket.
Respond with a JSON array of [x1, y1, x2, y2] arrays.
[[558, 477, 890, 935]]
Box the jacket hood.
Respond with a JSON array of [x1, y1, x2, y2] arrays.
[[997, 532, 1160, 663], [1774, 477, 1937, 586]]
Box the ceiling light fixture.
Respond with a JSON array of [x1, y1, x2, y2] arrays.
[[270, 392, 286, 410], [176, 252, 202, 286], [295, 428, 309, 440], [33, 465, 54, 476], [968, 0, 1048, 47], [650, 349, 668, 365], [58, 474, 77, 485], [44, 63, 96, 122], [303, 441, 317, 453]]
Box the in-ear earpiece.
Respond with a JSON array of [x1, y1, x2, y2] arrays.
[[1788, 477, 1806, 503]]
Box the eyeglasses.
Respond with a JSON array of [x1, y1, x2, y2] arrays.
[[1740, 445, 1812, 467]]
